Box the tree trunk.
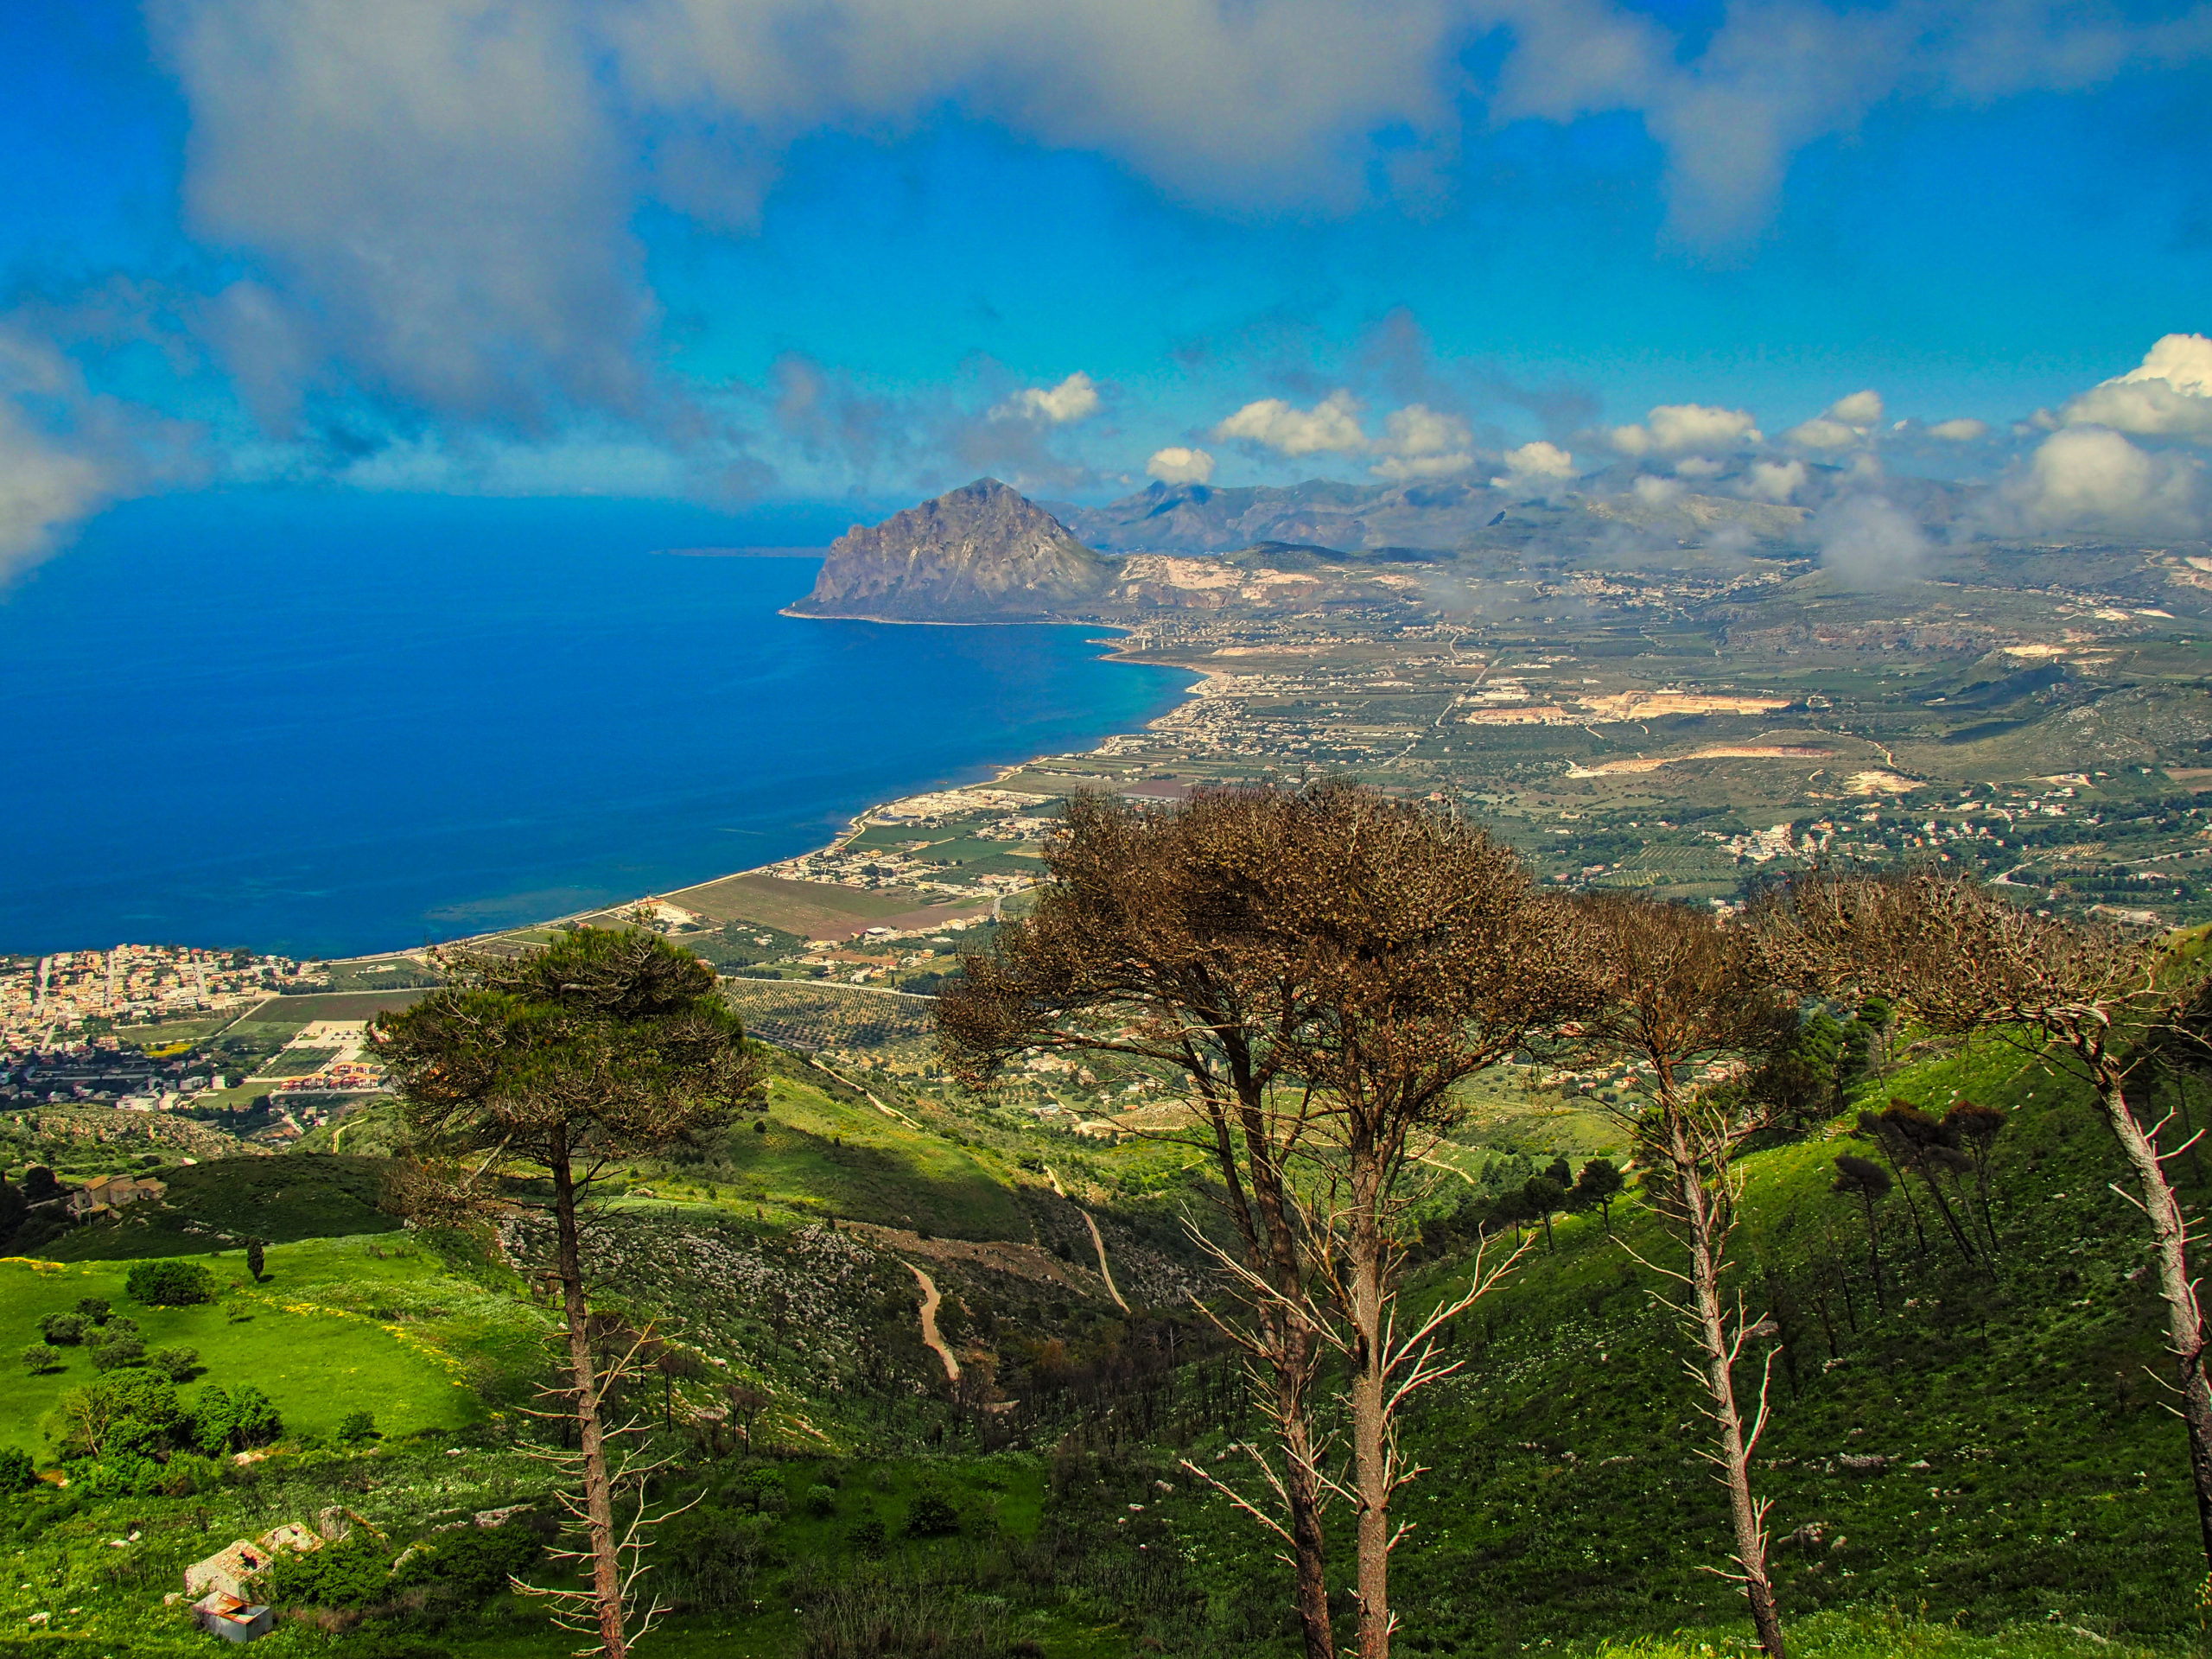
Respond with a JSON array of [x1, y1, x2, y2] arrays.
[[1670, 1118, 1785, 1659], [1856, 1193, 1886, 1313], [1212, 1076, 1336, 1659], [2094, 1060, 2212, 1569], [1910, 1156, 1980, 1266], [1275, 1333, 1335, 1659], [553, 1150, 628, 1659], [1346, 1171, 1394, 1659]]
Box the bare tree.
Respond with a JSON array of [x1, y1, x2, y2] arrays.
[[1258, 784, 1589, 1659], [938, 787, 1344, 1659], [1572, 893, 1797, 1659], [373, 927, 760, 1658], [1759, 869, 2212, 1567]]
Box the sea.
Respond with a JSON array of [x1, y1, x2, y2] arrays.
[[0, 490, 1195, 960]]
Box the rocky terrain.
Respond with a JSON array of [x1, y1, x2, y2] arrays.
[[790, 477, 1109, 620]]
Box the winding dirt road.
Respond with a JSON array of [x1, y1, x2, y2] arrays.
[[905, 1261, 960, 1382]]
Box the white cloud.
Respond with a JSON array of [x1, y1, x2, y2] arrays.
[[0, 331, 200, 581], [1739, 458, 1808, 502], [2062, 334, 2212, 439], [1813, 493, 1927, 588], [1503, 439, 1575, 480], [1146, 445, 1214, 484], [1673, 454, 1725, 478], [1369, 403, 1473, 479], [1783, 417, 1859, 449], [1828, 389, 1884, 425], [996, 372, 1101, 425], [1999, 426, 2208, 536], [1784, 390, 1884, 449], [1927, 417, 1990, 442], [1213, 391, 1367, 457], [1632, 474, 1683, 507], [1611, 403, 1762, 456], [153, 0, 650, 428]]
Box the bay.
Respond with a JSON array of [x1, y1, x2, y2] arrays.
[[0, 490, 1192, 959]]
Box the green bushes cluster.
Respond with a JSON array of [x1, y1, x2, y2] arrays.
[[124, 1257, 214, 1306]]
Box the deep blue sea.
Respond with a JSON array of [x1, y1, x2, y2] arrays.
[[0, 491, 1193, 959]]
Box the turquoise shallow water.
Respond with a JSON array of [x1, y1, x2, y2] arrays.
[[0, 491, 1192, 958]]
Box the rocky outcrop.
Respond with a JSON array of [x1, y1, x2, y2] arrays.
[[789, 479, 1111, 621]]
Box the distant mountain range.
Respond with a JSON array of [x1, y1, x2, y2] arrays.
[[790, 472, 1988, 624]]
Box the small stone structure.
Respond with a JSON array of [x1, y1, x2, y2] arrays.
[[181, 1523, 323, 1641]]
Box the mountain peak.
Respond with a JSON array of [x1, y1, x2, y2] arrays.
[[788, 479, 1111, 622]]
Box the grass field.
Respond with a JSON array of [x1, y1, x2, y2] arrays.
[[666, 871, 935, 936], [0, 1235, 530, 1456]]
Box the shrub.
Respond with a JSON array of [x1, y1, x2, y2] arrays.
[[90, 1332, 146, 1373], [126, 1258, 214, 1307], [56, 1370, 182, 1460], [336, 1410, 378, 1446], [156, 1453, 219, 1497], [266, 1532, 392, 1609], [19, 1344, 56, 1376], [73, 1298, 111, 1325], [152, 1346, 199, 1381], [391, 1523, 543, 1601], [848, 1515, 888, 1556], [905, 1491, 960, 1538], [194, 1383, 283, 1455], [804, 1483, 839, 1518], [0, 1447, 34, 1491], [38, 1313, 85, 1346]]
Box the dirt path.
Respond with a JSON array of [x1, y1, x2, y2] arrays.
[[1044, 1166, 1130, 1313], [905, 1261, 960, 1382]]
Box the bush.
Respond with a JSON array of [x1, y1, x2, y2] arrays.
[[336, 1410, 378, 1446], [151, 1346, 199, 1382], [848, 1515, 887, 1556], [0, 1447, 34, 1491], [904, 1491, 960, 1538], [90, 1332, 145, 1373], [38, 1313, 85, 1346], [804, 1483, 839, 1518], [194, 1383, 282, 1455], [156, 1453, 219, 1497], [265, 1532, 392, 1610], [56, 1370, 182, 1460], [19, 1345, 56, 1376], [126, 1259, 214, 1307], [391, 1523, 543, 1601], [73, 1298, 110, 1325]]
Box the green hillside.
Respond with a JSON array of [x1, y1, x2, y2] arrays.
[[3, 1015, 2208, 1659]]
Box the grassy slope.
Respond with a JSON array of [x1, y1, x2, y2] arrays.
[[0, 1236, 547, 1455], [1363, 1036, 2206, 1654], [38, 1154, 404, 1260]]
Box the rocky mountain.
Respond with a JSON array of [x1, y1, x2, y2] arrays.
[[789, 479, 1110, 621]]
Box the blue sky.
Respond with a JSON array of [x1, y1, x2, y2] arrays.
[[2, 0, 2210, 572]]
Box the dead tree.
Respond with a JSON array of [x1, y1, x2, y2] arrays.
[[938, 787, 1343, 1659], [1942, 1101, 2007, 1253], [1573, 892, 1797, 1659], [1759, 869, 2212, 1568], [374, 928, 759, 1658], [1261, 785, 1588, 1659]]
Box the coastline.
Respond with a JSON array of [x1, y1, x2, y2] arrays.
[[333, 622, 1210, 964]]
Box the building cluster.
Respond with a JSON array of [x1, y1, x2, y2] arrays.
[[0, 943, 316, 1046], [1, 1044, 227, 1106]]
